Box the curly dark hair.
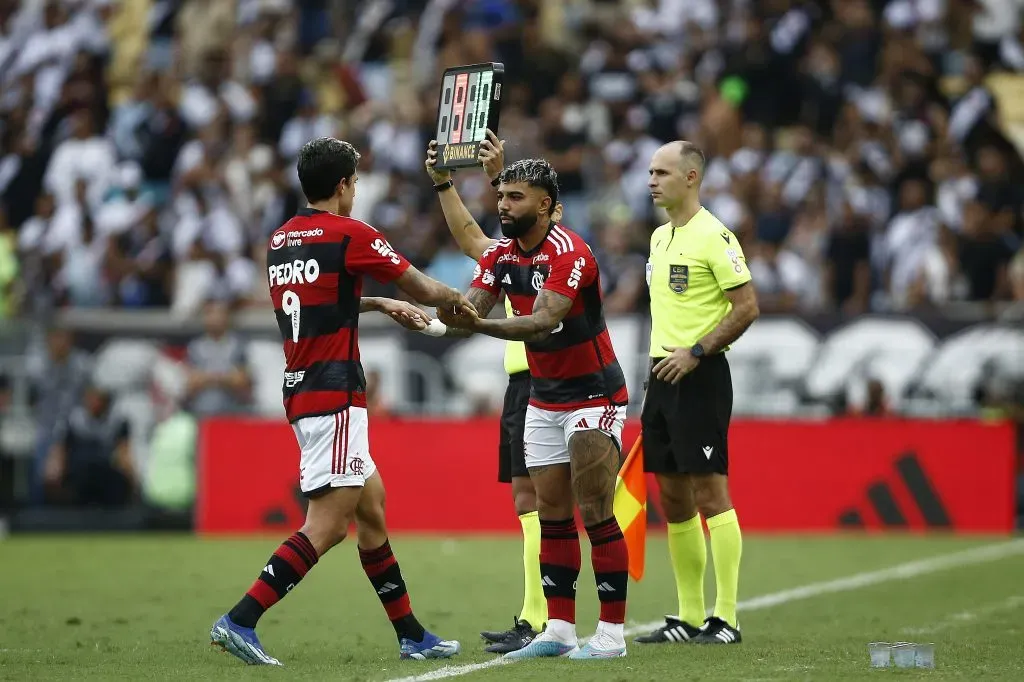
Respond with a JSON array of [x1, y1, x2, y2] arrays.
[[498, 158, 559, 206]]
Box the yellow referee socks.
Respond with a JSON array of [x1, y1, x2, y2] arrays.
[[517, 511, 547, 628], [707, 508, 742, 628], [667, 515, 707, 626]]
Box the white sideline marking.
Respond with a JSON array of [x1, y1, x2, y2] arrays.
[[901, 595, 1024, 635], [384, 539, 1024, 682]]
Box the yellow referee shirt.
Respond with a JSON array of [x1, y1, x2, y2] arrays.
[[503, 297, 529, 374], [647, 208, 751, 356]]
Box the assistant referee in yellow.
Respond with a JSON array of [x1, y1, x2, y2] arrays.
[[634, 141, 760, 646]]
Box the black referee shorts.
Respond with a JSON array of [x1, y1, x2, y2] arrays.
[[641, 352, 733, 475], [498, 371, 531, 483]]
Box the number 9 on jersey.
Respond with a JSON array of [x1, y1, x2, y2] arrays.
[[282, 290, 301, 343]]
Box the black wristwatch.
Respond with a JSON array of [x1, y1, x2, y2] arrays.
[[433, 179, 454, 192], [690, 343, 706, 359], [490, 176, 501, 187]]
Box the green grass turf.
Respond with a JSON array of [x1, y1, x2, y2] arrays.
[[1, 534, 1022, 680]]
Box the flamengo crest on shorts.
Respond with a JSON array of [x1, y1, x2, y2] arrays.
[[293, 408, 377, 494]]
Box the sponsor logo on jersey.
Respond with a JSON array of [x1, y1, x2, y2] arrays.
[[287, 228, 324, 247], [497, 253, 519, 263], [532, 253, 550, 263], [567, 256, 585, 289], [289, 229, 324, 238], [370, 237, 402, 266], [270, 230, 286, 250]]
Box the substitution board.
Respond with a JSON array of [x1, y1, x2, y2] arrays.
[[434, 62, 504, 169]]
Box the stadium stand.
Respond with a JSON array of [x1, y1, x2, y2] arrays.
[[0, 0, 1021, 522]]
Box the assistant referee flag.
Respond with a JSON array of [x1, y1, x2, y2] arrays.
[[613, 434, 646, 581]]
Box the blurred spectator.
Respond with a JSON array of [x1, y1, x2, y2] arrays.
[[857, 378, 893, 418], [594, 215, 646, 314], [105, 208, 173, 308], [881, 176, 946, 310], [1, 0, 1024, 522], [42, 383, 134, 507], [425, 240, 478, 290], [0, 205, 17, 318], [183, 300, 252, 417], [1, 0, 1023, 322], [970, 0, 1024, 69], [959, 199, 1017, 302], [43, 109, 115, 210], [825, 199, 873, 314], [1011, 247, 1024, 301], [27, 326, 92, 502]]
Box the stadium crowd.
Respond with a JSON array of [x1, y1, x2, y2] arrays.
[[1, 0, 1024, 324]]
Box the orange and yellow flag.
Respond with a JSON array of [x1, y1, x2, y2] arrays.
[[613, 434, 646, 581]]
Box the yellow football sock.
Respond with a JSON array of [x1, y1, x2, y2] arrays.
[[667, 515, 707, 626], [517, 511, 547, 628], [707, 508, 742, 628]]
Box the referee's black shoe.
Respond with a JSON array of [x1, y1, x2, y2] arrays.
[[480, 617, 539, 653], [691, 616, 742, 644], [634, 616, 702, 644]]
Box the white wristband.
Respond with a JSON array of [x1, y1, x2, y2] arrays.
[[419, 318, 447, 337]]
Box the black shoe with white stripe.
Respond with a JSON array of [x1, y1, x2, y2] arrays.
[[634, 616, 702, 644], [691, 616, 742, 644], [480, 617, 538, 652], [482, 619, 539, 655]]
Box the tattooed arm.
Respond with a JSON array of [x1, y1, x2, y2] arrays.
[[442, 288, 500, 338], [470, 288, 573, 342], [433, 182, 495, 262], [426, 138, 495, 261]]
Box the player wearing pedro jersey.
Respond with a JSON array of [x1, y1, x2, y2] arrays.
[[635, 141, 760, 647], [425, 132, 554, 653]]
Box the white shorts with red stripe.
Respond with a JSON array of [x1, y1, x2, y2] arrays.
[[523, 404, 626, 469], [292, 407, 377, 496]]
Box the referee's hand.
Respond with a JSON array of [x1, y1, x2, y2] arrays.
[[653, 346, 700, 384]]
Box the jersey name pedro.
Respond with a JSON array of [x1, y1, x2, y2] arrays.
[[267, 208, 410, 421]]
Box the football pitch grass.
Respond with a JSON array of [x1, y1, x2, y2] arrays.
[[2, 534, 1023, 681]]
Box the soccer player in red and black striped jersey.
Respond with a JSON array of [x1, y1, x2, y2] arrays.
[[210, 137, 474, 666], [437, 159, 631, 660]]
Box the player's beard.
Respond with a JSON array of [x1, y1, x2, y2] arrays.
[[499, 211, 536, 239]]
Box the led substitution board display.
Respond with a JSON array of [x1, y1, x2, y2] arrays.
[[434, 62, 504, 169]]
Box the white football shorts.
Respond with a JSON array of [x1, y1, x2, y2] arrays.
[[523, 404, 626, 468], [292, 407, 377, 496]]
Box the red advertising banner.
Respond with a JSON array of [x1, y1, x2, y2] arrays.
[[196, 418, 1017, 535]]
